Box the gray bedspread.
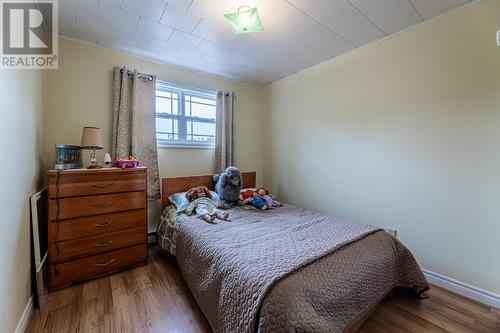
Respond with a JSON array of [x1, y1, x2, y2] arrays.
[[176, 204, 428, 333]]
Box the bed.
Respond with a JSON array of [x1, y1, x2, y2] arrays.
[[157, 172, 429, 333]]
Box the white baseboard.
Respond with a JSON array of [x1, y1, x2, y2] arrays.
[[423, 269, 500, 309], [15, 295, 33, 333]]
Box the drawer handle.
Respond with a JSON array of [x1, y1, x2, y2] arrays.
[[94, 259, 116, 267], [93, 183, 113, 188], [92, 202, 113, 208], [95, 240, 113, 247], [95, 221, 113, 227]]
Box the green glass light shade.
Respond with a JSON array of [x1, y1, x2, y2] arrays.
[[223, 7, 264, 35]]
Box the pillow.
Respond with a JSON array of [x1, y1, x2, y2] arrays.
[[169, 191, 221, 212]]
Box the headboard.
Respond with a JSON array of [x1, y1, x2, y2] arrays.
[[162, 172, 256, 209]]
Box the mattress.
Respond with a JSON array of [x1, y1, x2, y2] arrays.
[[158, 204, 428, 333]]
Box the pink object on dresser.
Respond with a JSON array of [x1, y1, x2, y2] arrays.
[[113, 160, 140, 168]]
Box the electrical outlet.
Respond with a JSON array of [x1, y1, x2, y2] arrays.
[[386, 228, 398, 238]]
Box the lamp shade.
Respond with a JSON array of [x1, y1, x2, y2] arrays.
[[224, 7, 264, 35], [80, 127, 103, 149]]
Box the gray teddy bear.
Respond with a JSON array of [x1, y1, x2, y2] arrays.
[[213, 166, 243, 205]]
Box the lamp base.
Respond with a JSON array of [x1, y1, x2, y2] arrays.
[[87, 148, 102, 169]]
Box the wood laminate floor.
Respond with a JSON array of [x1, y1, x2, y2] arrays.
[[26, 246, 500, 333]]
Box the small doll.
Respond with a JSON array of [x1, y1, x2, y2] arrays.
[[256, 188, 282, 208], [185, 186, 229, 223], [240, 188, 281, 210]]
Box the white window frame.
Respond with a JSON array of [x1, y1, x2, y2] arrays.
[[156, 80, 217, 149]]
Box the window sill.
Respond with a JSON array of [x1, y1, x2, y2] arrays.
[[157, 142, 215, 150]]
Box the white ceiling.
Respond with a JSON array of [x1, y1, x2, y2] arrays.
[[58, 0, 472, 86]]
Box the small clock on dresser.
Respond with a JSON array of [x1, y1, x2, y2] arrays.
[[47, 167, 148, 290]]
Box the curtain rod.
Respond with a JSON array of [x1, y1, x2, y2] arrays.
[[119, 68, 154, 81]]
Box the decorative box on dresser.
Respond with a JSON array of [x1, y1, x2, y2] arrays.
[[47, 167, 148, 291]]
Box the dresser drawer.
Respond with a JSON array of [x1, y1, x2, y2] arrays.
[[50, 244, 147, 289], [51, 209, 146, 241], [51, 227, 146, 262], [49, 192, 146, 220], [48, 169, 146, 198]]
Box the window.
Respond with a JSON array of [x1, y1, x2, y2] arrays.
[[156, 80, 217, 148]]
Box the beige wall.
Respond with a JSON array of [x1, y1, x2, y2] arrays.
[[43, 39, 266, 231], [265, 0, 500, 294], [0, 70, 44, 332]]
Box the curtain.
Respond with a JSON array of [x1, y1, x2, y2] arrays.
[[111, 66, 160, 201], [214, 91, 235, 173]]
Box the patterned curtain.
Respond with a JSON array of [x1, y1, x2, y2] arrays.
[[111, 66, 160, 201], [214, 91, 234, 173]]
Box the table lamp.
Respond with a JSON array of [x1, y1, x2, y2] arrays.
[[80, 127, 103, 169]]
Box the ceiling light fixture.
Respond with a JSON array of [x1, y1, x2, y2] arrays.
[[223, 6, 264, 35]]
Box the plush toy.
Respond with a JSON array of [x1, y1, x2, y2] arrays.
[[256, 187, 282, 208], [185, 186, 229, 223], [213, 166, 243, 205]]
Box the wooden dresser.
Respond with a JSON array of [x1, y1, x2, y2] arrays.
[[47, 167, 148, 290]]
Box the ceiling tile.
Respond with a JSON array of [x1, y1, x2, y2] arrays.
[[147, 38, 179, 55], [168, 30, 202, 49], [100, 0, 122, 8], [240, 41, 272, 60], [160, 3, 201, 33], [300, 22, 354, 57], [187, 0, 229, 25], [116, 30, 150, 48], [196, 40, 245, 63], [272, 11, 353, 57], [122, 0, 167, 22], [191, 19, 228, 41], [60, 0, 98, 18], [260, 49, 308, 74], [409, 0, 467, 19], [136, 18, 173, 41], [284, 0, 333, 16], [265, 10, 309, 39], [238, 55, 272, 70], [166, 0, 193, 10], [286, 41, 331, 65], [192, 19, 254, 51], [77, 13, 116, 39], [221, 65, 276, 85], [176, 48, 226, 68], [313, 0, 385, 47], [256, 0, 301, 29], [99, 2, 140, 32], [259, 32, 302, 54], [350, 0, 422, 34], [97, 36, 131, 52]]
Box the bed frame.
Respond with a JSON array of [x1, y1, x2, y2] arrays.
[[161, 171, 256, 209]]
